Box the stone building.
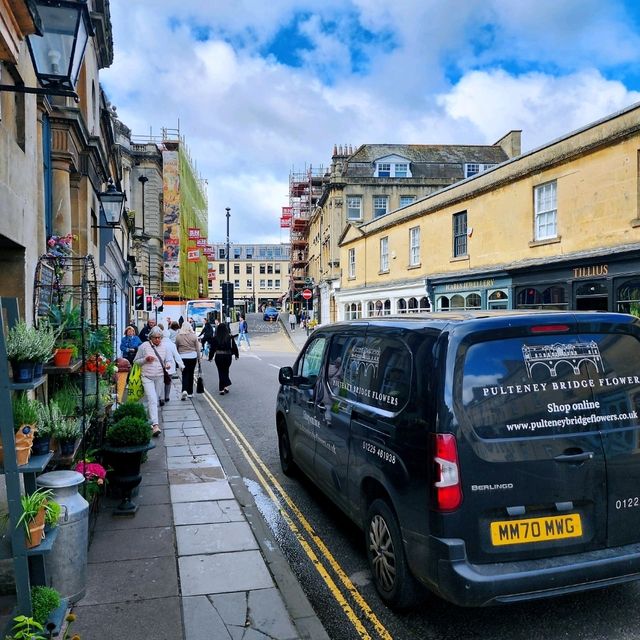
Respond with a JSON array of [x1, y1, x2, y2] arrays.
[[338, 102, 640, 318]]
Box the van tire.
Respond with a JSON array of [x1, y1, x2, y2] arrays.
[[365, 499, 420, 610], [278, 425, 296, 476]]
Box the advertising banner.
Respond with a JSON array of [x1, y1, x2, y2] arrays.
[[187, 248, 201, 262], [163, 150, 180, 283]]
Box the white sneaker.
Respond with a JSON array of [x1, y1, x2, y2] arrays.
[[187, 393, 193, 398], [181, 390, 187, 401]]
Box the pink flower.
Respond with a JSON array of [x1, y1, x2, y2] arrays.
[[75, 461, 107, 481]]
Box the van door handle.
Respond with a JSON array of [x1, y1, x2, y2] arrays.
[[554, 451, 594, 463]]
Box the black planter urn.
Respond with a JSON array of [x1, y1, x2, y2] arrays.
[[102, 441, 155, 516]]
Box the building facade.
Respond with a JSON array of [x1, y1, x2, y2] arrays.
[[298, 134, 521, 323], [208, 243, 290, 312], [338, 102, 640, 319]]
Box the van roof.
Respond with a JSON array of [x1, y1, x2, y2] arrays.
[[327, 310, 636, 331]]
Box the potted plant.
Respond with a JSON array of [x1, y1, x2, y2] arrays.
[[111, 400, 149, 423], [4, 393, 40, 466], [51, 385, 78, 418], [33, 400, 63, 457], [52, 339, 78, 368], [15, 488, 54, 548], [102, 414, 154, 515], [53, 417, 82, 457], [5, 321, 40, 382], [30, 322, 58, 376], [30, 585, 61, 626]]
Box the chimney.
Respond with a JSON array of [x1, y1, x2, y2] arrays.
[[494, 130, 522, 158]]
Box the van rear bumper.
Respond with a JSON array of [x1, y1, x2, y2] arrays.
[[418, 535, 640, 606]]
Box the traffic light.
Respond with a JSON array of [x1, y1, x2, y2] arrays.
[[222, 281, 234, 310], [134, 286, 145, 310], [145, 295, 153, 312]]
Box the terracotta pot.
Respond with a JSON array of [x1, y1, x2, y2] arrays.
[[15, 425, 34, 467], [53, 347, 74, 367], [26, 506, 46, 549]]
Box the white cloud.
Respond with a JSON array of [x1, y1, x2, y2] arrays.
[[101, 1, 640, 243]]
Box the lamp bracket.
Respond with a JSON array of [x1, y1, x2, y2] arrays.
[[0, 83, 79, 101]]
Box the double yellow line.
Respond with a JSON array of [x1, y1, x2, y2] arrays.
[[202, 388, 393, 640]]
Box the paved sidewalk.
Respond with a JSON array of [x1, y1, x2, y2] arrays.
[[72, 380, 328, 639]]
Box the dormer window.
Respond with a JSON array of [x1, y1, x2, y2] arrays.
[[464, 163, 497, 178], [374, 157, 412, 178]]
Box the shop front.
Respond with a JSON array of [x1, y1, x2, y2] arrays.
[[427, 274, 513, 311], [511, 252, 640, 313]]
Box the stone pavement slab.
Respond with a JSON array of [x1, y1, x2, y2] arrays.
[[173, 499, 244, 525], [167, 454, 221, 469], [97, 503, 173, 530], [72, 596, 183, 640], [82, 556, 179, 605], [179, 551, 274, 596], [176, 521, 258, 555], [88, 526, 174, 562], [170, 480, 233, 502]]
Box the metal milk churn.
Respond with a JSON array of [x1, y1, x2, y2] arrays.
[[36, 470, 88, 603]]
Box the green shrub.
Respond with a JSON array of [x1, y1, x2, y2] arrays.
[[30, 585, 60, 625], [105, 416, 151, 447], [111, 401, 148, 424]]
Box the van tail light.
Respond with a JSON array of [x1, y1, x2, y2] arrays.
[[431, 433, 462, 512]]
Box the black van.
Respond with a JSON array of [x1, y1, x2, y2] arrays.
[[275, 311, 640, 608]]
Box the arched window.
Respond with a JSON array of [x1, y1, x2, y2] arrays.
[[617, 280, 640, 315], [419, 296, 430, 312], [408, 297, 419, 312], [384, 299, 391, 315], [466, 293, 481, 309], [397, 299, 407, 313], [437, 296, 450, 311], [367, 301, 375, 317], [517, 286, 566, 309], [375, 300, 384, 316], [451, 294, 465, 309], [517, 287, 541, 307]]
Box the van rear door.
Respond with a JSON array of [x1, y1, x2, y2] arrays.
[[448, 320, 608, 563], [585, 323, 640, 547]]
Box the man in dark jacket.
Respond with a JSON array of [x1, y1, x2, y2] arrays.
[[198, 318, 214, 356], [138, 318, 156, 343]]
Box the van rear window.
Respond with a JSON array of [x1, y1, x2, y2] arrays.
[[461, 333, 640, 438]]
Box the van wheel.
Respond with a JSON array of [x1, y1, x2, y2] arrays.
[[278, 425, 296, 476], [365, 499, 419, 610]]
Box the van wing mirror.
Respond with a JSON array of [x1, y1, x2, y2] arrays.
[[279, 366, 294, 385]]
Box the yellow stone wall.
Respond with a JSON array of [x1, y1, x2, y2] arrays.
[[341, 105, 640, 292]]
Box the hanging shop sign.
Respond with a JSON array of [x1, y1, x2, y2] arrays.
[[188, 227, 201, 240], [187, 248, 201, 262]]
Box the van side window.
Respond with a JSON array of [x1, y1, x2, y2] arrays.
[[299, 337, 327, 385], [326, 333, 365, 401], [358, 334, 411, 411]]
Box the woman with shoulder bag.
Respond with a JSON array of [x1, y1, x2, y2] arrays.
[[208, 322, 239, 395], [175, 321, 201, 400], [133, 326, 170, 437]]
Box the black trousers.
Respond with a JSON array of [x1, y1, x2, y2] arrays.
[[214, 354, 233, 391], [181, 357, 198, 395]]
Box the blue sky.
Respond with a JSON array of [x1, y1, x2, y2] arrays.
[[102, 0, 640, 244]]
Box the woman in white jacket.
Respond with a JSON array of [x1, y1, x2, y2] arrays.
[[162, 329, 184, 402], [134, 326, 169, 437]]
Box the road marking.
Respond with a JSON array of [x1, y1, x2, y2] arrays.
[[202, 389, 393, 640], [268, 363, 280, 369]]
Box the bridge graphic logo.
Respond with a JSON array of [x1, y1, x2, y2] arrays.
[[522, 341, 603, 378]]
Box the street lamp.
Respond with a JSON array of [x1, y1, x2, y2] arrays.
[[98, 179, 126, 226], [0, 0, 94, 100]]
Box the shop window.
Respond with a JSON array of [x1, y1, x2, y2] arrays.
[[438, 296, 450, 311], [397, 299, 407, 313], [419, 296, 430, 311], [408, 297, 419, 313], [467, 293, 481, 309], [384, 299, 391, 315], [617, 281, 640, 315], [488, 290, 509, 309], [517, 285, 567, 309]]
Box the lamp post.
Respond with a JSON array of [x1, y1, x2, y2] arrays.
[[0, 0, 94, 100], [92, 178, 125, 230], [225, 207, 230, 322], [138, 176, 148, 235]]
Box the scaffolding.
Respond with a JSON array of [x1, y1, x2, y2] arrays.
[[287, 166, 325, 307]]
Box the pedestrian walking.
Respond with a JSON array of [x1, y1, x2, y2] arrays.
[[198, 318, 214, 350], [175, 321, 201, 400], [161, 327, 184, 401], [133, 326, 169, 437], [138, 318, 156, 343], [237, 314, 251, 349], [289, 311, 296, 331], [208, 321, 239, 394], [120, 325, 142, 364], [168, 321, 179, 343]]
